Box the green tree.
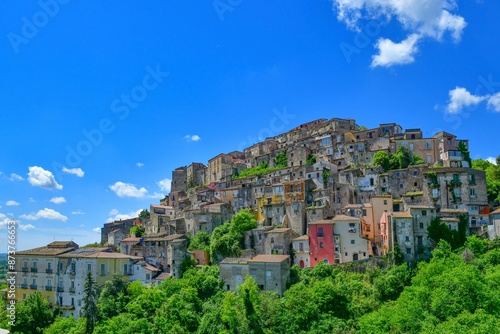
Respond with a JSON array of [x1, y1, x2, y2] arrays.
[[187, 230, 211, 252], [98, 273, 130, 320], [11, 292, 54, 334], [210, 210, 257, 261], [138, 209, 150, 222], [82, 272, 99, 334], [130, 225, 145, 237], [237, 276, 263, 334], [372, 151, 391, 172], [274, 151, 288, 168], [306, 154, 317, 166], [43, 316, 81, 334]]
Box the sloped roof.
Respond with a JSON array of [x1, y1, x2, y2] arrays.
[[248, 255, 290, 263]]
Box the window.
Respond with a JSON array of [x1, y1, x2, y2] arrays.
[[470, 188, 476, 198], [362, 209, 367, 216], [146, 274, 150, 282], [469, 174, 476, 184], [71, 262, 76, 273], [100, 263, 106, 276], [345, 252, 348, 256], [271, 237, 275, 244], [406, 248, 411, 255], [405, 236, 410, 242], [317, 227, 324, 238], [319, 242, 324, 248], [71, 298, 74, 306], [420, 222, 424, 229], [87, 264, 91, 272], [266, 270, 272, 277], [351, 240, 355, 244], [383, 200, 388, 205], [47, 279, 52, 288], [299, 243, 304, 251], [454, 188, 461, 197], [370, 178, 374, 186], [413, 171, 418, 176], [414, 182, 418, 187], [399, 184, 404, 189], [226, 285, 230, 291], [453, 174, 460, 182], [417, 236, 423, 247], [47, 262, 52, 270], [432, 188, 439, 198], [348, 223, 356, 233]]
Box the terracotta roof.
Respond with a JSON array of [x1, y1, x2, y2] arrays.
[[143, 234, 186, 242], [407, 205, 435, 209], [441, 217, 459, 222], [309, 219, 335, 225], [332, 215, 361, 222], [16, 243, 78, 256], [439, 208, 468, 214], [491, 208, 500, 215], [248, 255, 290, 263], [220, 257, 250, 264], [293, 235, 309, 241], [121, 237, 141, 243], [392, 212, 413, 218], [60, 248, 140, 259], [265, 228, 292, 234], [142, 263, 160, 272], [151, 204, 173, 209], [155, 272, 171, 280]]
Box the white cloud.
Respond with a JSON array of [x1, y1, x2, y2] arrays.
[[106, 208, 142, 223], [157, 178, 172, 192], [0, 213, 11, 228], [28, 166, 63, 190], [184, 134, 201, 142], [371, 34, 420, 67], [10, 173, 24, 181], [333, 0, 466, 66], [6, 200, 19, 206], [50, 197, 66, 205], [20, 208, 68, 222], [62, 167, 85, 177], [92, 227, 101, 233], [446, 87, 486, 113], [109, 181, 165, 199], [136, 162, 144, 167], [72, 210, 85, 215], [29, 197, 36, 203], [19, 223, 35, 231], [486, 157, 498, 165], [149, 192, 166, 199], [487, 92, 500, 112], [109, 182, 148, 198]]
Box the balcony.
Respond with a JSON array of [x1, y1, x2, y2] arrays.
[[31, 268, 38, 273], [45, 268, 53, 274], [69, 287, 76, 293], [57, 286, 64, 292], [22, 267, 29, 273], [21, 283, 28, 289], [29, 284, 37, 290], [45, 286, 53, 291]]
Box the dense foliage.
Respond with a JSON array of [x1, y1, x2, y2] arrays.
[[232, 162, 281, 180], [472, 156, 500, 206], [209, 210, 257, 261], [3, 236, 500, 333], [373, 147, 425, 172]]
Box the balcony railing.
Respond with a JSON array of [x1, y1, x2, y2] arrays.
[[45, 286, 53, 291], [21, 283, 28, 289], [69, 287, 76, 293], [46, 268, 53, 274], [29, 284, 37, 290], [31, 268, 38, 273], [57, 286, 64, 292], [22, 267, 29, 273]]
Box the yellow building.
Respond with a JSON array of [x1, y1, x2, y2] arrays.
[[14, 241, 78, 307]]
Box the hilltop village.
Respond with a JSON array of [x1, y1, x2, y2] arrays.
[[13, 117, 500, 319]]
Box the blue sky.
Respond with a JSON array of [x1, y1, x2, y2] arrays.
[[1, 0, 499, 250]]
